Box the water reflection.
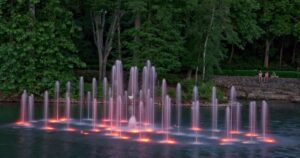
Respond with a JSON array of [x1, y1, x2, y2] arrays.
[[0, 102, 299, 158]]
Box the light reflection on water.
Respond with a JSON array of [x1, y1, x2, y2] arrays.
[[0, 100, 299, 158]]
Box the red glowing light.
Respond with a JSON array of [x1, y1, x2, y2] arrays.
[[160, 139, 177, 144], [42, 126, 55, 131], [220, 138, 235, 143], [49, 119, 60, 123], [120, 120, 128, 123], [91, 129, 101, 132], [105, 132, 119, 137], [129, 129, 140, 133], [137, 137, 151, 143], [16, 121, 31, 127], [105, 126, 116, 131], [119, 136, 130, 140], [230, 130, 242, 134], [102, 119, 111, 122], [59, 118, 67, 122], [245, 133, 258, 137], [262, 138, 276, 144], [145, 128, 154, 132], [98, 124, 107, 128], [190, 127, 202, 132]]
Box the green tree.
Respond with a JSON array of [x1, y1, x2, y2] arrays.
[[184, 0, 232, 81], [227, 0, 262, 64], [124, 1, 184, 75], [258, 0, 292, 68], [0, 0, 84, 95]]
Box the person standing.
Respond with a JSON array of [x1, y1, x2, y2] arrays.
[[258, 70, 263, 83]]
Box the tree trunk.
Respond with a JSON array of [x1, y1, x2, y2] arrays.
[[264, 39, 270, 68], [279, 40, 284, 68], [117, 0, 122, 59], [202, 6, 215, 81], [102, 56, 107, 81], [187, 69, 192, 80], [98, 47, 103, 80], [228, 44, 234, 64], [292, 41, 297, 64]]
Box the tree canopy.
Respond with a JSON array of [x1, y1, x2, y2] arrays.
[[0, 0, 299, 95]]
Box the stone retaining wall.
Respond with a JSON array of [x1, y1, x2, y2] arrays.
[[214, 76, 300, 103]]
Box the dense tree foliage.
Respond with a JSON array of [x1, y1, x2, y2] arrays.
[[0, 0, 84, 95], [0, 0, 299, 94]]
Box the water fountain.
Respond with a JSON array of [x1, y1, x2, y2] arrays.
[[191, 100, 201, 144], [65, 92, 75, 132], [16, 59, 276, 146], [220, 106, 233, 145], [176, 83, 182, 134], [18, 90, 27, 125], [54, 81, 60, 121], [243, 101, 257, 144], [92, 78, 97, 100], [102, 77, 108, 122], [79, 76, 84, 123], [210, 86, 219, 139], [42, 91, 54, 130], [260, 100, 275, 143], [86, 91, 91, 119], [28, 94, 34, 122]]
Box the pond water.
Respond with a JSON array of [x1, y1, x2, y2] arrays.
[[0, 100, 299, 158]]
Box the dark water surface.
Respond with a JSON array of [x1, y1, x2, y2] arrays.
[[0, 100, 299, 158]]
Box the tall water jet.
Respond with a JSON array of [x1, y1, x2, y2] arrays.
[[141, 60, 156, 127], [92, 78, 97, 99], [229, 86, 240, 134], [42, 91, 53, 130], [232, 102, 241, 134], [244, 101, 257, 144], [193, 86, 198, 102], [91, 98, 99, 132], [54, 81, 60, 121], [139, 101, 144, 139], [191, 100, 201, 144], [260, 100, 275, 143], [65, 92, 75, 131], [176, 83, 182, 133], [160, 95, 175, 144], [19, 90, 27, 124], [102, 77, 108, 121], [28, 94, 34, 122], [44, 91, 49, 126], [124, 90, 128, 122], [86, 91, 91, 119], [110, 60, 124, 128], [161, 79, 167, 130], [79, 76, 84, 123], [211, 86, 219, 139], [109, 96, 113, 129], [221, 106, 233, 144], [116, 95, 122, 130], [128, 67, 138, 118]]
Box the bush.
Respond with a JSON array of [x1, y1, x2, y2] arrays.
[[181, 79, 226, 103]]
